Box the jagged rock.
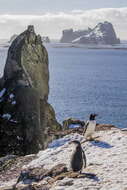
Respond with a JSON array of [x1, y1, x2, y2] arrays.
[[16, 164, 67, 185], [0, 155, 16, 172], [42, 37, 50, 43], [10, 164, 67, 190], [8, 34, 18, 44], [0, 25, 61, 156], [62, 117, 117, 132], [0, 154, 36, 185], [60, 21, 120, 45], [96, 124, 118, 131], [63, 118, 85, 130]]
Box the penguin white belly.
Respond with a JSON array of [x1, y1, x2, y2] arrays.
[[84, 121, 96, 138]]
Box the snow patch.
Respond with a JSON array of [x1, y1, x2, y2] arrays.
[[0, 88, 6, 98], [49, 133, 84, 148], [10, 119, 18, 123], [25, 133, 84, 170], [12, 101, 16, 105], [2, 113, 11, 120], [9, 93, 15, 99], [69, 124, 80, 129], [23, 129, 127, 189], [17, 136, 23, 140], [1, 129, 127, 189]]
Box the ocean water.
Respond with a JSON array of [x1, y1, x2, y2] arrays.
[[0, 44, 127, 128], [47, 45, 127, 128]]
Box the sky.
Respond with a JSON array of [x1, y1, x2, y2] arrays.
[[0, 0, 127, 39]]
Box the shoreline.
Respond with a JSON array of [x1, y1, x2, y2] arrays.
[[51, 43, 127, 50], [1, 41, 127, 50]]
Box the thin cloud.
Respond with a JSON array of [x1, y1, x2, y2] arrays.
[[0, 7, 127, 40]]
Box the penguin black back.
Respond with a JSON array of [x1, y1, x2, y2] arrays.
[[70, 140, 86, 172]]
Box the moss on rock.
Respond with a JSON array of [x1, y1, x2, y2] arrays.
[[0, 26, 61, 156]]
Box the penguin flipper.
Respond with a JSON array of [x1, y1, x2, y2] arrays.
[[83, 121, 89, 136], [82, 149, 87, 168]]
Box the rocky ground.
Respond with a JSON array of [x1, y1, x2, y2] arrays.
[[0, 127, 127, 190]]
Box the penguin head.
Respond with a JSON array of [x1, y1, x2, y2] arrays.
[[89, 114, 98, 120]]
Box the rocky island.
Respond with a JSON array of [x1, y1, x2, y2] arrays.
[[60, 21, 120, 45]]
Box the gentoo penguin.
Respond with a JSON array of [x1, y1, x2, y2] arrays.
[[83, 114, 97, 139], [69, 140, 86, 173]]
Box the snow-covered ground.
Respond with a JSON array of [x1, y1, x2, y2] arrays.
[[26, 128, 127, 190], [0, 128, 127, 190]]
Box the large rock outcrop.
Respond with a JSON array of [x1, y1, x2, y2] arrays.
[[60, 21, 120, 45], [0, 25, 61, 156]]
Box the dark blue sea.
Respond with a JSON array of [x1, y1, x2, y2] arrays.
[[1, 44, 127, 128]]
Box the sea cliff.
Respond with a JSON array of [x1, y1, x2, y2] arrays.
[[0, 25, 61, 156]]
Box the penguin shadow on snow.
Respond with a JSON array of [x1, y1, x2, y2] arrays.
[[77, 172, 100, 182], [83, 114, 113, 149], [90, 139, 113, 149]]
